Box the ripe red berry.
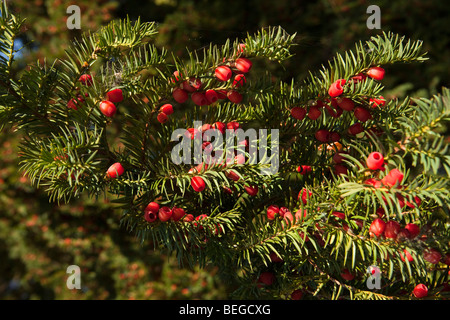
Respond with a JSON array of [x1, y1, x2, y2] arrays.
[[191, 92, 208, 105], [258, 272, 275, 286], [157, 112, 168, 123], [291, 289, 303, 300], [337, 98, 355, 111], [158, 206, 173, 222], [172, 88, 189, 103], [315, 129, 330, 143], [298, 188, 312, 205], [328, 79, 346, 97], [405, 223, 420, 239], [106, 162, 124, 179], [297, 165, 312, 175], [67, 96, 85, 110], [171, 70, 183, 83], [423, 248, 442, 264], [106, 88, 123, 103], [347, 122, 364, 135], [369, 96, 386, 108], [183, 214, 194, 222], [369, 218, 386, 237], [144, 210, 158, 223], [334, 164, 347, 176], [341, 268, 355, 281], [267, 205, 279, 220], [244, 185, 258, 196], [308, 106, 321, 120], [413, 284, 428, 298], [364, 178, 382, 188], [332, 211, 345, 220], [205, 89, 218, 104], [171, 207, 186, 222], [215, 66, 232, 81], [145, 201, 159, 213], [78, 74, 93, 86], [354, 106, 371, 122], [235, 57, 252, 73], [233, 74, 247, 87], [99, 100, 117, 117], [367, 66, 385, 81], [191, 176, 206, 192], [400, 249, 414, 262], [226, 121, 239, 131], [366, 152, 385, 170], [227, 90, 243, 104], [329, 131, 341, 142], [159, 103, 173, 115], [384, 220, 400, 239], [182, 78, 202, 92], [382, 168, 404, 187], [212, 121, 226, 134], [290, 106, 306, 120]]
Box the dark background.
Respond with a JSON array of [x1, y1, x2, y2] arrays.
[[1, 0, 449, 299]]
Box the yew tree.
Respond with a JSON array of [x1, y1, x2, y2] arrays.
[[1, 1, 449, 300]]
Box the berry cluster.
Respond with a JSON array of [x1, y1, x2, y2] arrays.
[[143, 202, 190, 223], [290, 66, 387, 144], [171, 45, 252, 107]]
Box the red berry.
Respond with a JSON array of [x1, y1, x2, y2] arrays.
[[106, 162, 124, 179], [298, 188, 312, 205], [205, 89, 218, 104], [366, 152, 384, 170], [384, 220, 400, 239], [212, 121, 226, 134], [235, 57, 252, 73], [328, 79, 346, 97], [423, 248, 442, 264], [244, 185, 258, 196], [381, 169, 404, 187], [364, 178, 382, 188], [172, 88, 189, 103], [258, 272, 275, 286], [227, 90, 243, 104], [191, 92, 208, 105], [315, 129, 330, 143], [172, 70, 183, 83], [369, 96, 386, 108], [191, 176, 206, 192], [145, 202, 160, 214], [405, 223, 420, 239], [157, 112, 168, 123], [297, 165, 312, 175], [226, 121, 239, 131], [106, 88, 123, 103], [78, 74, 93, 86], [291, 289, 303, 300], [334, 164, 348, 176], [194, 214, 208, 229], [215, 65, 232, 81], [183, 214, 194, 222], [367, 66, 385, 81], [158, 206, 173, 222], [290, 107, 306, 120], [99, 100, 117, 117], [267, 205, 279, 220], [329, 131, 341, 142], [67, 96, 84, 110], [347, 123, 364, 135], [182, 78, 202, 92], [354, 107, 371, 122], [413, 284, 428, 298], [332, 211, 345, 220], [341, 268, 355, 281], [337, 98, 355, 111], [144, 210, 158, 223], [159, 103, 173, 115], [369, 218, 386, 237], [171, 207, 186, 222], [308, 106, 321, 120], [400, 249, 414, 262], [233, 74, 247, 87]]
